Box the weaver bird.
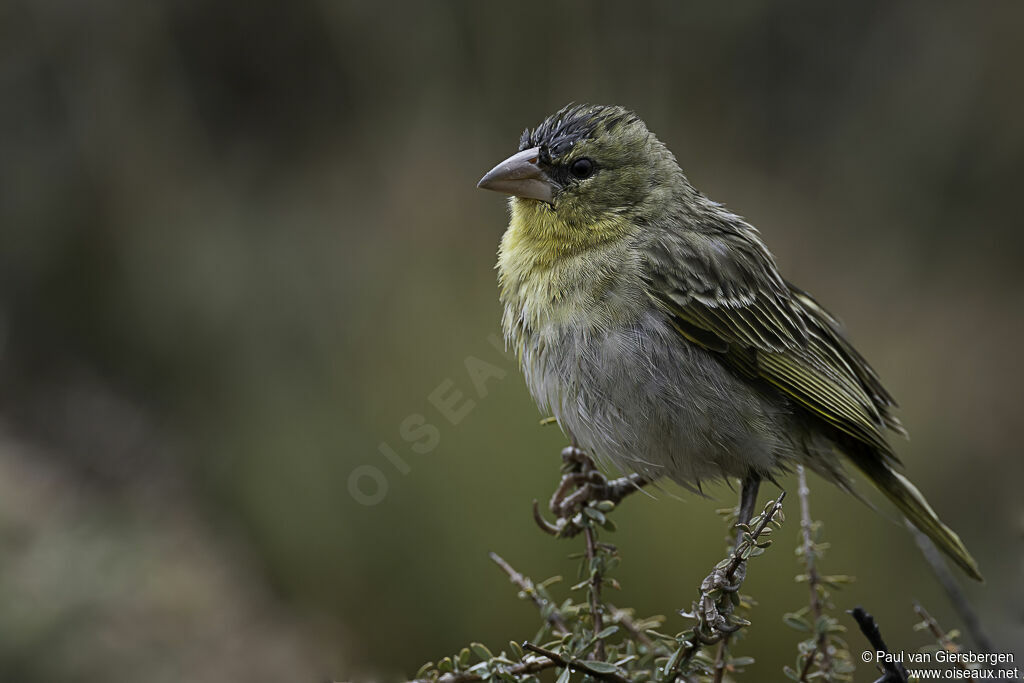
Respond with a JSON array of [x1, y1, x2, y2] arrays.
[[477, 103, 981, 580]]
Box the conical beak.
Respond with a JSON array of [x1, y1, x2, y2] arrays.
[[477, 147, 557, 204]]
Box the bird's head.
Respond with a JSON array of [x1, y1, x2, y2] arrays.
[[478, 104, 685, 240]]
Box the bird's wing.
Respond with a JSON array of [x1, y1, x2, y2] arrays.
[[641, 227, 903, 459]]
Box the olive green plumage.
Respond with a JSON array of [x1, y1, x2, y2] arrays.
[[478, 103, 981, 581]]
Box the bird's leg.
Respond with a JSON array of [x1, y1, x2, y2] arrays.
[[736, 472, 762, 544], [688, 472, 764, 636]]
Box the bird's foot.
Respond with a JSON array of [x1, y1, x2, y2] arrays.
[[531, 446, 652, 538]]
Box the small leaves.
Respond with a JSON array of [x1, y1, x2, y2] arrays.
[[469, 642, 493, 661], [784, 611, 812, 632], [406, 452, 882, 683], [580, 660, 620, 674]]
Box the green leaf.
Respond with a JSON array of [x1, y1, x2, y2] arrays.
[[582, 661, 619, 674], [595, 625, 619, 640], [783, 613, 812, 632], [414, 661, 434, 678], [539, 575, 564, 588], [555, 666, 571, 683], [508, 641, 524, 659], [470, 642, 493, 661], [662, 645, 683, 676], [645, 629, 678, 643]]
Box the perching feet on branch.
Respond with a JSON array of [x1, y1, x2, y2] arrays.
[[531, 446, 649, 538], [683, 494, 786, 645]]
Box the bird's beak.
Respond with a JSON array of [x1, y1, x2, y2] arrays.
[[477, 147, 557, 204]]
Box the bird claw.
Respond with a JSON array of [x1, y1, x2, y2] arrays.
[[532, 500, 560, 536], [560, 445, 587, 465], [699, 563, 744, 594], [687, 560, 748, 639]]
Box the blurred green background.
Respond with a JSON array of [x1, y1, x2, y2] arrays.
[[1, 1, 1022, 680]]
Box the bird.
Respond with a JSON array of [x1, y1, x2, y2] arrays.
[[476, 103, 981, 581]]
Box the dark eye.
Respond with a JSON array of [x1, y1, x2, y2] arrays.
[[569, 157, 595, 180]]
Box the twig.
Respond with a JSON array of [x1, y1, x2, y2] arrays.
[[521, 642, 631, 683], [412, 655, 558, 683], [914, 602, 976, 681], [907, 521, 994, 653], [692, 492, 787, 683], [606, 603, 654, 648], [712, 639, 728, 683], [850, 606, 908, 683], [584, 526, 606, 660], [796, 466, 831, 680], [725, 491, 786, 581], [488, 552, 570, 635]]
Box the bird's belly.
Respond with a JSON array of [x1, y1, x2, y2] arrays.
[[518, 309, 790, 487]]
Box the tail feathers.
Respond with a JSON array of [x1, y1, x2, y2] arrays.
[[850, 455, 983, 582]]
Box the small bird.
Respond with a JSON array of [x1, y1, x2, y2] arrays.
[[477, 103, 981, 581]]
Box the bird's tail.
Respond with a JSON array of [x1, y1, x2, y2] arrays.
[[848, 452, 983, 582]]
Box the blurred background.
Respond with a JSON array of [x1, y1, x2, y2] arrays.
[[1, 1, 1022, 680]]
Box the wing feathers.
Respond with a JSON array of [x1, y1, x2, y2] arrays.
[[643, 229, 903, 460]]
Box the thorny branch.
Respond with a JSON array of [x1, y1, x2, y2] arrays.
[[668, 492, 786, 682], [521, 642, 632, 683], [908, 522, 995, 654], [412, 443, 992, 683], [796, 465, 831, 681], [584, 525, 606, 660], [488, 552, 569, 635], [914, 602, 977, 682]]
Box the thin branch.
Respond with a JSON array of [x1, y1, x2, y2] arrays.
[[914, 602, 976, 681], [584, 525, 606, 660], [726, 491, 786, 581], [796, 465, 831, 681], [679, 491, 787, 683], [412, 655, 559, 683], [907, 521, 995, 653], [521, 642, 631, 683], [606, 603, 654, 648], [712, 639, 728, 683], [489, 552, 569, 635], [850, 606, 908, 683]]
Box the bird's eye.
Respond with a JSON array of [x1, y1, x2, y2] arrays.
[[569, 157, 595, 180]]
